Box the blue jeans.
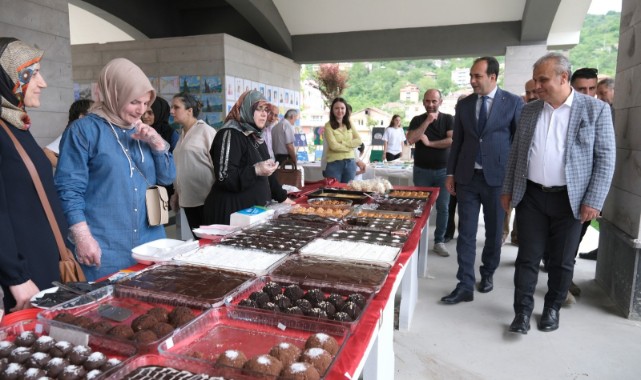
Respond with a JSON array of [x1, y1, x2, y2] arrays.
[[413, 166, 449, 244], [325, 159, 356, 183]]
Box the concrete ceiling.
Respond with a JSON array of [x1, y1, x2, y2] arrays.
[[71, 0, 592, 63]]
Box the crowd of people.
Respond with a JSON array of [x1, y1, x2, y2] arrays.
[[0, 37, 617, 337]]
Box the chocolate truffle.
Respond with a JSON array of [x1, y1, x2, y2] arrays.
[[316, 301, 336, 318], [347, 293, 366, 309], [215, 349, 247, 369], [280, 361, 321, 380], [131, 314, 158, 332], [88, 321, 113, 335], [146, 307, 169, 323], [0, 341, 16, 358], [305, 333, 339, 355], [107, 325, 135, 340], [303, 289, 324, 306], [238, 299, 257, 308], [133, 330, 158, 344], [283, 285, 305, 302], [83, 352, 107, 371], [86, 368, 103, 379], [26, 351, 51, 368], [71, 316, 94, 329], [260, 301, 279, 312], [14, 331, 37, 347], [49, 341, 73, 358], [170, 313, 195, 328], [285, 306, 304, 316], [45, 357, 69, 377], [168, 306, 194, 326], [2, 362, 26, 380], [295, 299, 313, 314], [32, 336, 56, 353], [59, 364, 86, 380], [268, 342, 301, 367], [273, 294, 292, 310], [262, 282, 282, 299], [307, 308, 328, 319], [22, 367, 46, 380], [243, 354, 283, 377], [151, 322, 174, 338], [333, 312, 353, 322], [0, 358, 6, 373], [340, 302, 362, 320], [300, 348, 332, 374], [9, 346, 32, 364], [52, 313, 76, 324], [68, 345, 91, 366], [325, 293, 346, 311], [100, 358, 121, 372], [249, 291, 270, 307]]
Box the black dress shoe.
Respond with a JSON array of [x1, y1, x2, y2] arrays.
[[441, 287, 473, 304], [539, 307, 560, 332], [579, 249, 598, 260], [508, 313, 531, 334], [478, 276, 493, 293]]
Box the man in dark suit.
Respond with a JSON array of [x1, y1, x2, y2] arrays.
[[502, 53, 615, 334], [442, 57, 523, 304]]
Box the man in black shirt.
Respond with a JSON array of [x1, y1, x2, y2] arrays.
[[406, 89, 454, 257]]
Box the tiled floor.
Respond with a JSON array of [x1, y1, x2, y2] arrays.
[[394, 218, 641, 380]]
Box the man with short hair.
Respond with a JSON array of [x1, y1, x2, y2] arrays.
[[570, 67, 598, 97], [596, 77, 614, 106], [524, 79, 539, 103], [272, 109, 299, 165], [441, 57, 523, 304], [502, 53, 615, 334], [406, 89, 454, 257]]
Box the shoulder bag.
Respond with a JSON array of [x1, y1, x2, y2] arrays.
[[275, 158, 303, 188], [0, 119, 86, 283]]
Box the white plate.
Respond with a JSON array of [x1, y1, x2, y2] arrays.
[[131, 239, 199, 265]]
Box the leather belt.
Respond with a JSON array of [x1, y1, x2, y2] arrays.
[[527, 180, 567, 193]]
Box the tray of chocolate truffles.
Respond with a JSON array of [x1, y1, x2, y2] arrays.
[[374, 197, 426, 216], [158, 307, 349, 380], [343, 215, 415, 232], [116, 262, 255, 308], [324, 229, 406, 247], [269, 255, 391, 293], [275, 212, 337, 226], [299, 238, 401, 264], [387, 190, 431, 200], [0, 319, 132, 380], [104, 354, 227, 379], [218, 219, 328, 254], [37, 286, 206, 353], [226, 276, 373, 329]]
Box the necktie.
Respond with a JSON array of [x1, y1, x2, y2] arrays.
[[476, 95, 488, 166]]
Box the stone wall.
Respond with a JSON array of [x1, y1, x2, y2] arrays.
[[0, 0, 74, 146]]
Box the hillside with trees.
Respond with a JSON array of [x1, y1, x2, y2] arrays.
[[302, 11, 620, 113]]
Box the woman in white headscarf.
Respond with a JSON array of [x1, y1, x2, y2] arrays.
[[55, 58, 176, 281]]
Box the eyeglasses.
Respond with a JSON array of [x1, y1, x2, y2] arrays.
[[255, 106, 270, 113]]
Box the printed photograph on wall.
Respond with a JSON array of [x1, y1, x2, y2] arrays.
[[258, 83, 266, 96], [265, 86, 273, 102], [225, 75, 236, 100], [180, 75, 201, 94], [243, 79, 252, 93], [148, 76, 159, 93], [201, 76, 222, 94], [226, 101, 235, 116], [235, 77, 243, 97], [201, 93, 223, 113], [313, 126, 325, 145], [202, 112, 223, 129], [295, 92, 299, 107], [160, 76, 180, 95], [272, 87, 280, 107]]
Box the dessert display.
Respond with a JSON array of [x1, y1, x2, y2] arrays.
[[275, 213, 336, 226], [326, 230, 406, 247], [232, 278, 370, 323], [116, 263, 254, 306], [121, 365, 216, 379], [375, 197, 425, 213], [176, 245, 287, 274], [306, 188, 370, 203], [214, 349, 247, 369], [388, 190, 431, 199], [220, 220, 326, 252], [242, 354, 283, 376], [305, 333, 339, 355], [280, 361, 320, 380], [270, 256, 390, 291], [300, 347, 332, 374], [31, 282, 111, 309], [290, 205, 351, 219], [300, 238, 400, 263], [347, 178, 393, 194], [306, 198, 352, 207], [352, 210, 414, 220], [344, 216, 415, 231], [0, 331, 123, 380]]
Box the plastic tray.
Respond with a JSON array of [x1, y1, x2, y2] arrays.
[[131, 239, 199, 265], [348, 208, 415, 220], [226, 275, 373, 330], [324, 229, 406, 248], [104, 354, 230, 379], [158, 307, 349, 379], [306, 188, 372, 204], [387, 190, 431, 199], [116, 262, 255, 307], [306, 197, 353, 208], [269, 255, 391, 293], [0, 318, 134, 378], [299, 238, 401, 264], [175, 245, 288, 276], [275, 213, 337, 226], [37, 285, 207, 353]]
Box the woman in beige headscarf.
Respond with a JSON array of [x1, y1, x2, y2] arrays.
[[55, 58, 176, 281]]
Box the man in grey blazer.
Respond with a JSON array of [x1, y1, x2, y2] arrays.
[[502, 52, 615, 334], [442, 56, 523, 304]]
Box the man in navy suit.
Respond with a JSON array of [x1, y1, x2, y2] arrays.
[[442, 56, 523, 304]]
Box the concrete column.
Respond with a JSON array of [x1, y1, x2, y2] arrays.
[[0, 0, 74, 146], [597, 0, 641, 320], [503, 45, 548, 96]]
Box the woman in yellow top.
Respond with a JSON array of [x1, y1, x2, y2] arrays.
[[323, 97, 362, 183]]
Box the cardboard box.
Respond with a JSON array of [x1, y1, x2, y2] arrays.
[[229, 206, 275, 227]]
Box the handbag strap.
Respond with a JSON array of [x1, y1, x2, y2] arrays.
[[0, 119, 72, 261]]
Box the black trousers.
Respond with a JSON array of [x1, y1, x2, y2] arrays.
[[445, 194, 457, 238], [513, 182, 582, 315], [183, 205, 205, 238]]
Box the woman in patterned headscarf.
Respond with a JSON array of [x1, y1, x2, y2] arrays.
[[55, 58, 176, 281], [202, 90, 289, 225], [0, 38, 62, 312]]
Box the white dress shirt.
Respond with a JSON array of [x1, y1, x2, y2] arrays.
[[527, 90, 575, 187]]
